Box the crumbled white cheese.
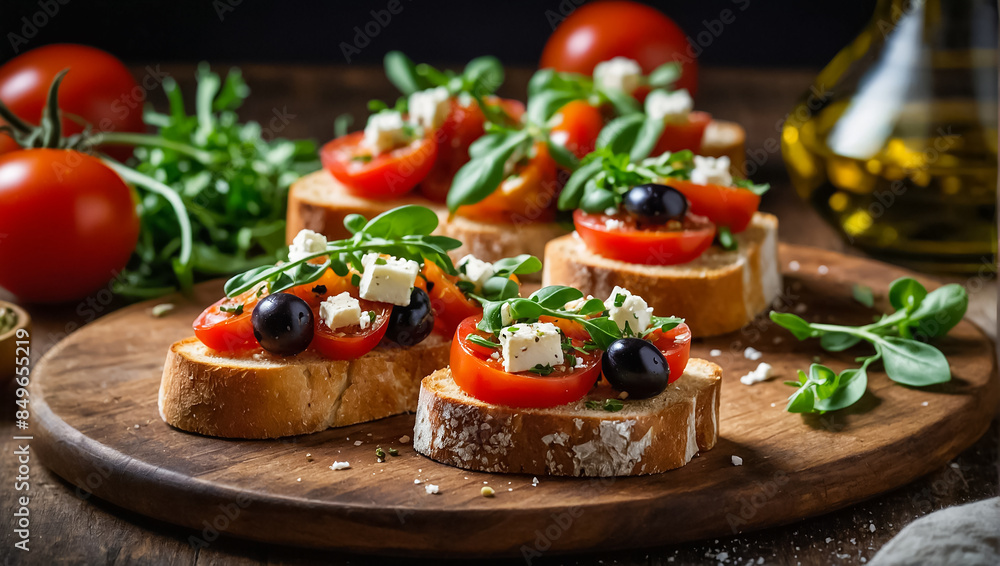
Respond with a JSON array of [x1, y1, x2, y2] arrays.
[[359, 310, 373, 330], [359, 252, 420, 306], [329, 461, 351, 471], [563, 295, 595, 312], [499, 322, 563, 373], [500, 302, 514, 326], [818, 264, 830, 275], [645, 88, 693, 122], [604, 218, 625, 231], [690, 155, 733, 186], [319, 292, 361, 330], [731, 455, 744, 466], [709, 349, 723, 357], [743, 346, 763, 361], [603, 286, 653, 334], [424, 483, 440, 494], [363, 110, 410, 155], [740, 362, 773, 385], [353, 440, 363, 446], [788, 260, 801, 271], [408, 86, 450, 130], [457, 254, 495, 293], [531, 476, 540, 486], [593, 56, 643, 95], [413, 478, 422, 484], [288, 229, 327, 263]]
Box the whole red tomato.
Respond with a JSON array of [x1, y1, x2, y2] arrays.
[[541, 1, 698, 96], [0, 44, 145, 160], [0, 149, 139, 303]]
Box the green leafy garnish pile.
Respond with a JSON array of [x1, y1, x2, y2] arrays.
[[476, 285, 682, 350], [106, 66, 319, 298], [223, 205, 540, 303], [771, 277, 968, 413]]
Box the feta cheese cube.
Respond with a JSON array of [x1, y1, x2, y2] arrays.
[[498, 322, 564, 373], [319, 292, 361, 330], [740, 362, 773, 386], [691, 155, 733, 186], [593, 56, 643, 95], [500, 303, 514, 326], [603, 286, 653, 334], [358, 253, 420, 306], [288, 229, 327, 263], [363, 110, 410, 155], [458, 254, 495, 292], [408, 86, 451, 130], [645, 88, 693, 123]]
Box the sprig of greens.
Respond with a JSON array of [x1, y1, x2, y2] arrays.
[[559, 148, 695, 213], [103, 66, 318, 298], [384, 51, 505, 99], [223, 206, 461, 297], [585, 398, 625, 412], [771, 277, 968, 414], [476, 285, 682, 350]]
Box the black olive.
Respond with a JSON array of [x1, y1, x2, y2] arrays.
[[622, 183, 688, 224], [601, 338, 670, 399], [385, 288, 434, 346], [251, 293, 314, 356]]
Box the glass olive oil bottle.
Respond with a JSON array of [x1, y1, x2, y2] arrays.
[[782, 0, 997, 273]]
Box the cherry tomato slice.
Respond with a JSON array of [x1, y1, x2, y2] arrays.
[[451, 316, 602, 408], [539, 315, 591, 341], [647, 322, 692, 384], [573, 209, 716, 265], [320, 131, 437, 198], [550, 100, 604, 159], [652, 111, 712, 156], [288, 268, 357, 307], [311, 298, 392, 360], [665, 178, 760, 233], [422, 260, 482, 336], [193, 287, 265, 352], [420, 97, 525, 202]]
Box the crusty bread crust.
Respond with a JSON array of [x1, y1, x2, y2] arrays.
[[158, 335, 450, 439], [542, 212, 780, 338], [413, 358, 721, 477]]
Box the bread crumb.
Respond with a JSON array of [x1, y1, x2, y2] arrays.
[[481, 486, 495, 497], [740, 362, 773, 385], [151, 303, 175, 317], [818, 264, 829, 275], [425, 484, 439, 495], [508, 488, 513, 492], [399, 435, 411, 443], [329, 461, 350, 471], [618, 391, 629, 400], [870, 523, 876, 532], [134, 424, 140, 429], [731, 455, 743, 466], [414, 478, 422, 484], [531, 477, 540, 487], [788, 260, 801, 271], [353, 440, 363, 446], [743, 347, 763, 361], [296, 478, 301, 482], [921, 401, 929, 406], [709, 349, 722, 357]]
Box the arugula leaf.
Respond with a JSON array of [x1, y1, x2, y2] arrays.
[[630, 115, 666, 161], [447, 131, 531, 212], [596, 114, 645, 155], [877, 336, 951, 386], [717, 226, 737, 251], [384, 51, 432, 95], [360, 205, 439, 239], [492, 254, 543, 277], [530, 286, 584, 309]]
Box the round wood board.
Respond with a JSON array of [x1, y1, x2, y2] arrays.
[[31, 244, 998, 558]]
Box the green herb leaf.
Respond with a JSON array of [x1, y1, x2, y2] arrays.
[[647, 62, 681, 88], [877, 336, 951, 386], [905, 284, 967, 338], [482, 276, 520, 301], [717, 226, 737, 251], [852, 284, 875, 308], [530, 286, 584, 309], [596, 114, 644, 155], [361, 205, 439, 239], [769, 312, 817, 341], [888, 277, 927, 314], [467, 334, 500, 350], [527, 364, 555, 376], [546, 136, 580, 170], [384, 51, 431, 95], [629, 115, 666, 161], [447, 131, 531, 212], [492, 254, 543, 277], [558, 158, 605, 211]]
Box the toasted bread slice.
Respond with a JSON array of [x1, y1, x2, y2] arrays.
[[543, 212, 780, 338], [413, 358, 721, 477], [702, 119, 746, 173], [158, 334, 451, 439]]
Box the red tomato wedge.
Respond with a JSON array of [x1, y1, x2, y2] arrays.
[[311, 298, 391, 360], [421, 260, 483, 337], [451, 316, 602, 408], [193, 287, 264, 352], [647, 322, 692, 384], [652, 111, 712, 155], [420, 97, 525, 202], [573, 209, 715, 265], [664, 179, 761, 233], [549, 100, 604, 159], [320, 131, 437, 198]]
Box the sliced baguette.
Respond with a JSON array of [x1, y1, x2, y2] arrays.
[[413, 358, 721, 477], [158, 334, 451, 439], [542, 212, 781, 338]]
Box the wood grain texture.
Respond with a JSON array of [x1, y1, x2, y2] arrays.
[[27, 244, 998, 558]]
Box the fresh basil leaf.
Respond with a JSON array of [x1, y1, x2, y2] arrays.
[[820, 331, 862, 352], [527, 90, 581, 125], [629, 115, 665, 161], [576, 298, 608, 316], [468, 131, 511, 159], [905, 284, 968, 338], [384, 51, 430, 95], [479, 301, 505, 334], [224, 264, 273, 297], [877, 336, 951, 386], [580, 188, 617, 213], [269, 258, 331, 294], [414, 234, 463, 251], [558, 158, 605, 211], [362, 205, 439, 238], [647, 316, 683, 334], [447, 131, 530, 212], [482, 276, 520, 301], [815, 365, 869, 412], [530, 285, 584, 309], [507, 298, 544, 321], [810, 363, 840, 399], [732, 178, 771, 196], [599, 86, 641, 116], [463, 56, 504, 95], [785, 381, 816, 413], [492, 254, 542, 276], [769, 312, 817, 341], [344, 213, 367, 234], [330, 256, 350, 277], [647, 62, 681, 88], [582, 317, 622, 350], [596, 114, 644, 155], [888, 277, 927, 314], [546, 136, 580, 170]]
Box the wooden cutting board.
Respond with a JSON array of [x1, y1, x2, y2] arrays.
[[30, 244, 998, 558]]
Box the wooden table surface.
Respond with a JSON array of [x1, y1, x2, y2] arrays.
[[2, 64, 997, 565]]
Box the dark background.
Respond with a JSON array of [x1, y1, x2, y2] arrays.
[[2, 0, 877, 68]]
